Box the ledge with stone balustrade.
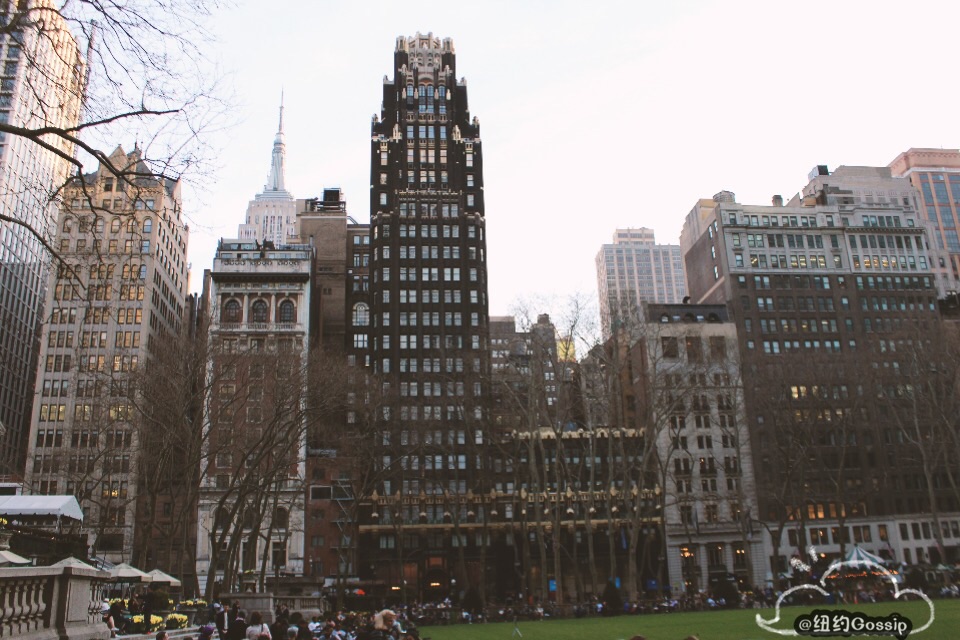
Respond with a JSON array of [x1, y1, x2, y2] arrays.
[[0, 564, 110, 640]]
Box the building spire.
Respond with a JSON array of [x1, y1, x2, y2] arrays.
[[278, 89, 284, 135], [266, 92, 286, 193]]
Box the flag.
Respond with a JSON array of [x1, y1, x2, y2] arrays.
[[620, 526, 628, 550], [693, 506, 700, 536]]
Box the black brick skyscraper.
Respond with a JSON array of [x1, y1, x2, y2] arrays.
[[362, 32, 491, 601]]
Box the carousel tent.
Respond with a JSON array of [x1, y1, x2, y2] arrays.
[[844, 546, 886, 568], [147, 569, 181, 588]]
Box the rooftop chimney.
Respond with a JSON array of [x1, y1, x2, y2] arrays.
[[772, 194, 783, 206]]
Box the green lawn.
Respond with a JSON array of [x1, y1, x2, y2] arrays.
[[419, 599, 959, 640]]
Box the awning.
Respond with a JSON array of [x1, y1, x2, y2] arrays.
[[0, 495, 84, 522], [147, 569, 182, 587]]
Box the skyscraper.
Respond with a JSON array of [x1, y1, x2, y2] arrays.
[[0, 3, 83, 475], [361, 32, 491, 602], [888, 148, 960, 290], [238, 99, 298, 246], [25, 144, 188, 564], [596, 228, 686, 339]]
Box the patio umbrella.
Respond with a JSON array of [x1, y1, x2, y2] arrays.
[[51, 556, 98, 570], [844, 546, 886, 569], [147, 569, 182, 588], [109, 563, 153, 583], [0, 548, 30, 566]]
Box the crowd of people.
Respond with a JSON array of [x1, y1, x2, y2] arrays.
[[111, 578, 960, 640], [178, 603, 420, 640], [101, 591, 160, 637]]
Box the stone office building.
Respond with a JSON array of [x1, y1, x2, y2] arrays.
[[681, 165, 960, 571], [25, 145, 189, 566]]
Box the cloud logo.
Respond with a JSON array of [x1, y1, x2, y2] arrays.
[[756, 549, 936, 636]]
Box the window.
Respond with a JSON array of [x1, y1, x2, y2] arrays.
[[251, 300, 269, 323], [143, 217, 153, 233], [661, 337, 679, 358], [278, 300, 295, 323], [352, 303, 369, 326], [273, 507, 289, 529], [709, 337, 726, 360]]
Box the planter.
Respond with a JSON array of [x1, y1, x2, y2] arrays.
[[177, 607, 198, 626], [166, 613, 189, 630]]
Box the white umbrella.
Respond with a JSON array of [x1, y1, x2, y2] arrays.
[[51, 556, 97, 570], [109, 563, 153, 583], [0, 549, 30, 566], [147, 569, 182, 588]]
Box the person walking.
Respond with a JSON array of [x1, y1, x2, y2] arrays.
[[228, 610, 248, 640], [245, 611, 271, 640]]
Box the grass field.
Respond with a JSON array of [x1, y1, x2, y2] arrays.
[[419, 599, 959, 640]]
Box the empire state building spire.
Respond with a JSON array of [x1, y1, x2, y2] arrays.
[[264, 93, 288, 194], [238, 93, 296, 245]]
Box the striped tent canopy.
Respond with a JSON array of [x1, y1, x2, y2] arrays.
[[845, 546, 886, 568]]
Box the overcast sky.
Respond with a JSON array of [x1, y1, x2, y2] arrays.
[[182, 0, 960, 316]]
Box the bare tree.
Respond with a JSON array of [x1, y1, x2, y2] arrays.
[[875, 319, 960, 563], [0, 0, 228, 261]]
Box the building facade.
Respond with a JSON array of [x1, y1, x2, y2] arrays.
[[195, 238, 311, 596], [358, 31, 493, 602], [24, 145, 188, 564], [295, 189, 366, 587], [0, 1, 83, 475], [638, 303, 764, 594], [596, 228, 686, 340], [681, 166, 960, 573], [888, 148, 960, 290]]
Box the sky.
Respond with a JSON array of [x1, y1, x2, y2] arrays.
[[180, 0, 960, 316]]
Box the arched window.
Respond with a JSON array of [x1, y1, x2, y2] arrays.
[[241, 509, 255, 530], [223, 299, 241, 323], [121, 265, 130, 279], [95, 217, 105, 233], [126, 219, 138, 233], [62, 217, 73, 234], [278, 300, 295, 323], [143, 218, 153, 234], [251, 299, 269, 323], [139, 265, 147, 280], [110, 217, 121, 233], [273, 507, 289, 530], [352, 303, 369, 327]]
